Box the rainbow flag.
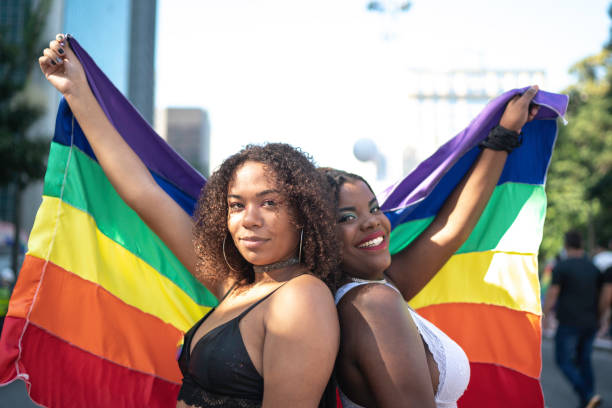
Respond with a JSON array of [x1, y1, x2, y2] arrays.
[[380, 89, 568, 407], [0, 36, 567, 407], [0, 37, 215, 406]]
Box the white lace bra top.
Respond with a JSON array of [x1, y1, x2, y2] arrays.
[[335, 281, 470, 408]]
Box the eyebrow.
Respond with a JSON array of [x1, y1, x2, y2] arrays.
[[227, 189, 281, 199], [338, 198, 378, 212]]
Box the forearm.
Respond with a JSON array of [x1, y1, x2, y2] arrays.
[[430, 148, 507, 248], [542, 285, 560, 315], [388, 88, 538, 301], [599, 285, 612, 319], [64, 88, 158, 209], [64, 81, 198, 278], [388, 148, 507, 300]]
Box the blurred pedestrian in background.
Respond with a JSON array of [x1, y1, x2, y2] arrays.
[[543, 230, 603, 408], [593, 238, 612, 340], [593, 238, 612, 274], [598, 262, 612, 340]]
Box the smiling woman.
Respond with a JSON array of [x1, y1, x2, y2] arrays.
[[319, 86, 541, 408], [334, 180, 391, 280], [39, 34, 341, 408]]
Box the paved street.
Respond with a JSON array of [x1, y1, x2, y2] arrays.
[[542, 337, 612, 408], [0, 337, 610, 407], [0, 380, 38, 408]]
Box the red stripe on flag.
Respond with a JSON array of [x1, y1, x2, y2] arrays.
[[0, 316, 179, 408], [458, 362, 543, 408], [8, 255, 184, 382]]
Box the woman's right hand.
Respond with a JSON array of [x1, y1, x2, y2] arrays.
[[39, 34, 87, 97]]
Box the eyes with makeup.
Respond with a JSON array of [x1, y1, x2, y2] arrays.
[[337, 202, 381, 224], [227, 196, 282, 214]]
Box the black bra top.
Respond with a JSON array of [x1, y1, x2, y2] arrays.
[[177, 284, 286, 406]]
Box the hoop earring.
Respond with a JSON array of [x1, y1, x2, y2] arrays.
[[298, 228, 303, 263], [223, 234, 239, 272]]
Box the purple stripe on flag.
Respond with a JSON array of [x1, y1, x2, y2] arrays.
[[379, 88, 568, 212], [67, 35, 206, 199]]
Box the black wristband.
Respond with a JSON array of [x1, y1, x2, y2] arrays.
[[479, 126, 522, 153]]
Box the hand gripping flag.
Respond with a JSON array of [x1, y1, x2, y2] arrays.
[[0, 36, 215, 407], [380, 90, 568, 408]]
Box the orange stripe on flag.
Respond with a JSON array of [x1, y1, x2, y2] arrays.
[[416, 303, 541, 379], [11, 255, 184, 383]]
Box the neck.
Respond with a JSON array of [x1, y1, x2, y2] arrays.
[[253, 257, 299, 273], [342, 270, 385, 284], [252, 258, 301, 284], [566, 248, 584, 258]]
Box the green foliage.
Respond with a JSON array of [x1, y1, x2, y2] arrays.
[[541, 9, 612, 259], [0, 0, 51, 188]]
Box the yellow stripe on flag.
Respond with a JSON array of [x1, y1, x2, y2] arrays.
[[27, 196, 209, 332], [409, 251, 541, 315]]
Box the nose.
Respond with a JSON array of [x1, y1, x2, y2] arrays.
[[242, 203, 263, 229], [361, 212, 380, 231]]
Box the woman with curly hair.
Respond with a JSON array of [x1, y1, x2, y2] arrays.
[[320, 88, 540, 408], [39, 35, 340, 408]]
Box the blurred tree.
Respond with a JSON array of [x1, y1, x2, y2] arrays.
[[541, 5, 612, 260], [0, 0, 51, 274]]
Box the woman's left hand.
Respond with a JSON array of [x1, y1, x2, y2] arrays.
[[499, 85, 540, 132]]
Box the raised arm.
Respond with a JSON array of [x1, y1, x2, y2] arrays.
[[261, 275, 339, 407], [39, 35, 224, 298], [387, 87, 540, 301]]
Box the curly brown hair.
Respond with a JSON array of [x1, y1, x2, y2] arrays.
[[193, 143, 341, 291]]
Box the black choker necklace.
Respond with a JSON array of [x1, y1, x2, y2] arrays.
[[253, 258, 300, 273]]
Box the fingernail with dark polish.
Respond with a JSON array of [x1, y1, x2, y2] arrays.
[[58, 48, 64, 54], [51, 60, 56, 66]]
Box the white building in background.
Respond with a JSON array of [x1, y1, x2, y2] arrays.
[[401, 68, 546, 174], [155, 108, 211, 177]]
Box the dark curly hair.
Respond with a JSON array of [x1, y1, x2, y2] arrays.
[[193, 143, 341, 291], [317, 167, 375, 207]]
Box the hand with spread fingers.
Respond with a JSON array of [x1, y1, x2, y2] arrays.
[[38, 34, 87, 97], [499, 85, 540, 133]]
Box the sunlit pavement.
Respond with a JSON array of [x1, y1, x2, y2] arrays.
[[0, 380, 39, 408], [542, 336, 612, 408]]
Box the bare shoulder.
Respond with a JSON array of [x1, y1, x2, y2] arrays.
[[338, 283, 406, 318], [273, 273, 335, 306], [266, 274, 338, 335]]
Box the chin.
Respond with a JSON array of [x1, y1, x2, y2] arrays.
[[343, 258, 390, 278]]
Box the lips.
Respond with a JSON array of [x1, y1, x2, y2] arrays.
[[356, 231, 387, 251], [240, 236, 269, 249]]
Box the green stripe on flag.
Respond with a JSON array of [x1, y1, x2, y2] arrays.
[[43, 142, 217, 307], [389, 183, 546, 255]]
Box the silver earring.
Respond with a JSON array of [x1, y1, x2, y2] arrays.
[[298, 228, 303, 263], [223, 235, 238, 272]]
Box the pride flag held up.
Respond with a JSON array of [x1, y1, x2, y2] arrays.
[[381, 89, 568, 407], [0, 36, 215, 407], [0, 36, 567, 407]]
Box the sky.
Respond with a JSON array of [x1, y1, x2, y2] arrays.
[[155, 0, 611, 189]]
